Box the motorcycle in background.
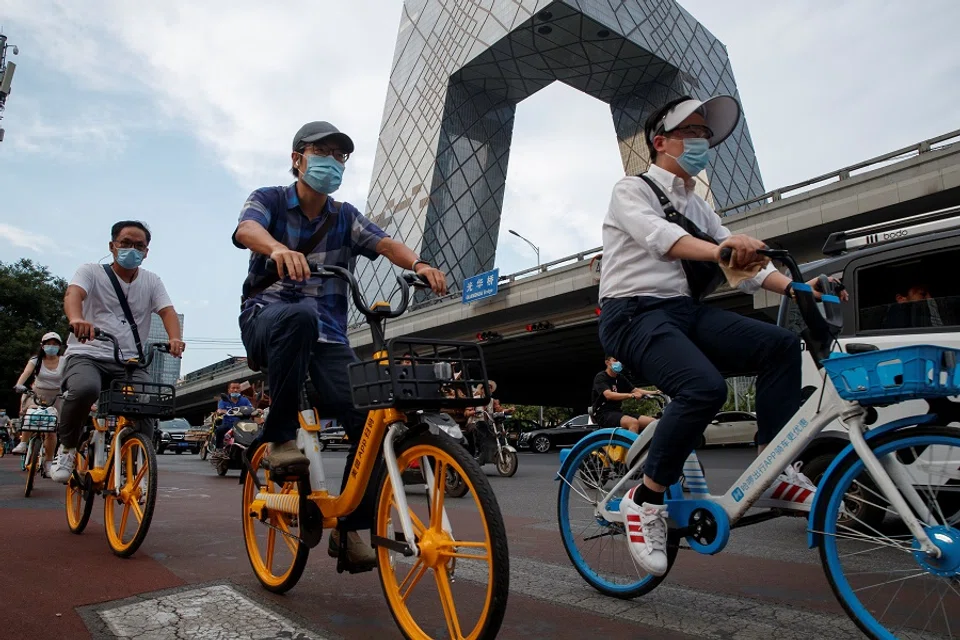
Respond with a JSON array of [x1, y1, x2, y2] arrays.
[[209, 406, 263, 477], [470, 409, 519, 478]]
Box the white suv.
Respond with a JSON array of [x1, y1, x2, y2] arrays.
[[782, 206, 960, 528]]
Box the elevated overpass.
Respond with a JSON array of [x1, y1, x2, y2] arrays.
[[175, 130, 960, 419]]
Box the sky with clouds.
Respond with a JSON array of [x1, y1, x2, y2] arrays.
[[0, 0, 958, 376]]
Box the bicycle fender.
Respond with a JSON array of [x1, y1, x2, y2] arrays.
[[806, 413, 937, 549], [555, 428, 638, 481]]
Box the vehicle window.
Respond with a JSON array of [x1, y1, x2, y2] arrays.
[[568, 416, 588, 427], [780, 271, 844, 336], [856, 248, 960, 332]]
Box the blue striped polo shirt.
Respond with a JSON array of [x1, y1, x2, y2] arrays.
[[235, 183, 388, 344]]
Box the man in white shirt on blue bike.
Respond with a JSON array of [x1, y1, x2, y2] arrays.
[[599, 95, 826, 576]]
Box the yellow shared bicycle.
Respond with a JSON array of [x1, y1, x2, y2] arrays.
[[242, 263, 510, 640], [66, 330, 175, 558]]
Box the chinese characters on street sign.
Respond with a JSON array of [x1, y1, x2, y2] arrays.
[[462, 268, 499, 303]]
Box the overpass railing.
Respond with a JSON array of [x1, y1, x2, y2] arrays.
[[717, 128, 960, 215], [404, 246, 602, 315]]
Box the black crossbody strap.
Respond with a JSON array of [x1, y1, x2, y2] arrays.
[[242, 200, 343, 302], [102, 264, 145, 361], [637, 174, 717, 245]]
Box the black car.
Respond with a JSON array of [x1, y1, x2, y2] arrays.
[[517, 414, 597, 453], [158, 418, 201, 455], [504, 418, 542, 446]]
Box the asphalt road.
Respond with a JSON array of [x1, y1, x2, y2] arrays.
[[0, 444, 927, 639]]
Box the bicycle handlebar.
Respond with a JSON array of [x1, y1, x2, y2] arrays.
[[263, 259, 431, 320], [718, 246, 843, 362], [70, 328, 170, 369]]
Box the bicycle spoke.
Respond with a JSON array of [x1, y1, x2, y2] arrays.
[[265, 527, 276, 573], [119, 502, 130, 539], [430, 459, 447, 531], [398, 559, 427, 602], [130, 496, 144, 523], [434, 565, 463, 640]]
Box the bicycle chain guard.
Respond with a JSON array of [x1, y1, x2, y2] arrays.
[[298, 478, 324, 549]]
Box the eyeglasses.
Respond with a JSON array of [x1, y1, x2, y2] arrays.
[[304, 145, 350, 164], [115, 240, 148, 251], [667, 125, 714, 140]]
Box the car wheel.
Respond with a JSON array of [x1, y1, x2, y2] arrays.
[[175, 449, 183, 455], [319, 440, 327, 452], [158, 446, 166, 455], [696, 435, 706, 449], [532, 436, 551, 454]]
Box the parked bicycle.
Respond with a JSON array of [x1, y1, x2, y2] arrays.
[[19, 389, 61, 497], [65, 330, 175, 558], [241, 261, 510, 640], [557, 248, 960, 639]]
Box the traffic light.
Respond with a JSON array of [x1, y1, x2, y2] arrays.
[[525, 321, 554, 332], [476, 331, 502, 342]]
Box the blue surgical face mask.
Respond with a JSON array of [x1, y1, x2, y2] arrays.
[[116, 247, 145, 269], [43, 345, 60, 357], [610, 362, 623, 373], [230, 392, 241, 400], [300, 154, 344, 194], [669, 137, 711, 176]]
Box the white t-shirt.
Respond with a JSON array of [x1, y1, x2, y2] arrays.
[[598, 164, 775, 300], [29, 356, 65, 390], [65, 263, 173, 362]]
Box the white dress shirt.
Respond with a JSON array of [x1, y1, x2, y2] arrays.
[[598, 164, 775, 301]]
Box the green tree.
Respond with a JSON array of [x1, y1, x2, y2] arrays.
[[508, 405, 575, 426], [0, 259, 68, 415]]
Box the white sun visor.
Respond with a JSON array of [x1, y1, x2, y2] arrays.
[[651, 95, 741, 148]]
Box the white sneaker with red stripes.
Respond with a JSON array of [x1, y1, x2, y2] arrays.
[[622, 486, 669, 577], [755, 461, 817, 512]]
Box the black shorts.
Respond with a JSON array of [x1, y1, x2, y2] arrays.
[[596, 411, 625, 430]]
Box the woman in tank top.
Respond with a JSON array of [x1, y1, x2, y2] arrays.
[[12, 332, 65, 473]]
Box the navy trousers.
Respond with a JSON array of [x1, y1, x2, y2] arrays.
[[241, 302, 379, 530], [598, 296, 801, 487]]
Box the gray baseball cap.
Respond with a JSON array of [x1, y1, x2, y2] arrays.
[[292, 121, 355, 153]]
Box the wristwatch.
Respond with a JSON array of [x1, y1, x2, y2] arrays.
[[412, 259, 430, 272]]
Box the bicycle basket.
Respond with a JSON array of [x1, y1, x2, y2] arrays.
[[97, 380, 176, 419], [822, 345, 960, 405], [21, 407, 58, 432], [349, 338, 491, 411]]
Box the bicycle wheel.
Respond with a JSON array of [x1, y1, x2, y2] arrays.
[[241, 443, 309, 594], [819, 425, 960, 639], [104, 432, 157, 558], [375, 432, 509, 640], [558, 431, 677, 599], [66, 439, 95, 534], [24, 437, 40, 498]]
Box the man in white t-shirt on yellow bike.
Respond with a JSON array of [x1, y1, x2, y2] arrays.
[[50, 221, 185, 483]]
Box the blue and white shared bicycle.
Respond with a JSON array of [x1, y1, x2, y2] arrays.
[[557, 249, 960, 640]]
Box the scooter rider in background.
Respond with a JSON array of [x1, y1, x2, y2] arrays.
[[592, 356, 657, 434], [215, 381, 253, 451], [598, 94, 836, 577]]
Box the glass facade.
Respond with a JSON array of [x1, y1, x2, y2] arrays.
[[360, 0, 765, 303], [147, 312, 183, 386]]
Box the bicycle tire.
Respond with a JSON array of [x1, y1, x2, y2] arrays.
[[558, 431, 678, 599], [66, 440, 95, 534], [818, 424, 960, 640], [241, 443, 309, 594], [104, 432, 157, 558], [24, 437, 40, 498], [374, 432, 510, 640]]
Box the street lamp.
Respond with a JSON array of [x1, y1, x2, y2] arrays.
[[508, 229, 540, 268]]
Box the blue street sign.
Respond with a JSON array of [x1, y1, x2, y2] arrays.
[[462, 268, 499, 304]]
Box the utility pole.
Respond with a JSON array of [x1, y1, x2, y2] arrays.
[[0, 32, 21, 144]]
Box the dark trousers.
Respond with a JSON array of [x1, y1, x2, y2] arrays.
[[599, 296, 801, 487], [241, 303, 379, 530], [214, 423, 232, 448]]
